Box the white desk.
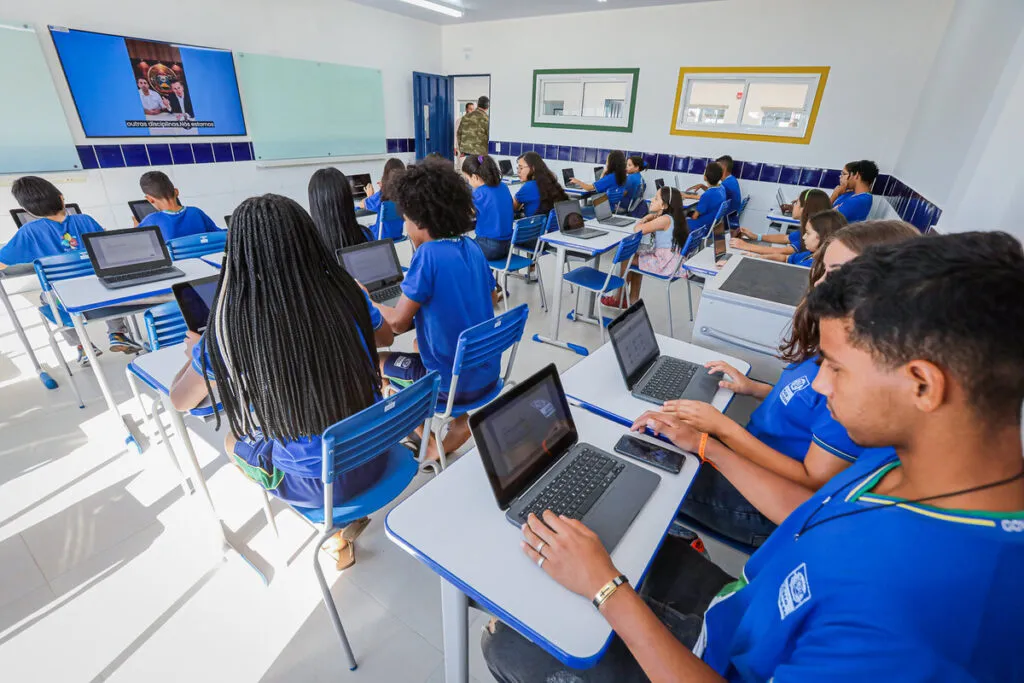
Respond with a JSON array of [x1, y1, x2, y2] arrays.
[[0, 263, 58, 390], [766, 212, 799, 227], [50, 258, 220, 449], [561, 335, 750, 427], [200, 251, 225, 267], [386, 406, 701, 681]]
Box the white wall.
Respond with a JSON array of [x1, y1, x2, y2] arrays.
[[442, 0, 953, 170]]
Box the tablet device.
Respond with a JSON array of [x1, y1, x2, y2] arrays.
[[172, 274, 220, 333]]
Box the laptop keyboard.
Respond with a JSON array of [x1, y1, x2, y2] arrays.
[[103, 267, 174, 284], [517, 448, 625, 522], [370, 284, 402, 304], [638, 357, 699, 402]]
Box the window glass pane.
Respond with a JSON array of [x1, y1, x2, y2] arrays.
[[682, 80, 744, 125], [582, 81, 628, 119], [743, 82, 809, 128], [542, 81, 582, 117]]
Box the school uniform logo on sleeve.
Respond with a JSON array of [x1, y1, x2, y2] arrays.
[[778, 563, 812, 619], [779, 376, 809, 406]]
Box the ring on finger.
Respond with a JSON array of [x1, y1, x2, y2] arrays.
[[537, 556, 545, 568], [536, 541, 546, 555]]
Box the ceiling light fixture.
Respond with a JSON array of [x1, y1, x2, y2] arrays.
[[397, 0, 464, 18]]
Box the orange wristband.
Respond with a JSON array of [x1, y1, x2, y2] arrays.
[[698, 432, 719, 470]]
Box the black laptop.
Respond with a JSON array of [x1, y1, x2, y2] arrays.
[[594, 166, 605, 181], [554, 200, 606, 240], [81, 226, 184, 290], [172, 274, 219, 333], [561, 168, 575, 187], [337, 239, 404, 306], [128, 199, 158, 222], [591, 193, 635, 227], [608, 301, 722, 405], [499, 159, 516, 177], [10, 203, 81, 229], [471, 364, 660, 552], [654, 178, 665, 190], [348, 173, 373, 201]]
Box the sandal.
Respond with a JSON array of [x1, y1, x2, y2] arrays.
[[335, 541, 356, 571], [342, 517, 371, 543]]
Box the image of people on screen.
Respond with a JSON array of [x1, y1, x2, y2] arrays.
[[137, 78, 163, 115], [164, 80, 194, 119], [126, 38, 199, 135]]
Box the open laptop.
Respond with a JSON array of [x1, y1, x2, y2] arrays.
[[81, 226, 184, 290], [337, 239, 404, 306], [498, 159, 516, 177], [654, 178, 665, 190], [592, 193, 635, 227], [777, 188, 792, 216], [128, 199, 158, 223], [10, 203, 81, 229], [470, 364, 660, 552], [554, 200, 606, 240], [594, 166, 604, 181], [561, 168, 575, 187], [348, 173, 373, 202], [712, 217, 732, 265], [172, 274, 219, 333], [608, 300, 722, 405]]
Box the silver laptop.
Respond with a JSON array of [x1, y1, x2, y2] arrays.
[[592, 193, 634, 227], [81, 226, 184, 290], [554, 200, 606, 239], [712, 217, 732, 265], [608, 300, 722, 405], [470, 364, 659, 552], [337, 239, 404, 306], [777, 188, 792, 215], [499, 159, 516, 177]]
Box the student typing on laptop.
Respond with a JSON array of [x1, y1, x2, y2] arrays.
[[484, 231, 1024, 683], [0, 176, 142, 365]]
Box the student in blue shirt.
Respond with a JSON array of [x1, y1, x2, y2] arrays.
[[622, 155, 647, 216], [786, 209, 846, 267], [377, 160, 500, 464], [484, 231, 1024, 683], [463, 154, 514, 261], [685, 162, 727, 232], [717, 155, 742, 220], [513, 151, 567, 218], [569, 150, 628, 209], [309, 167, 371, 252], [830, 159, 877, 223], [169, 194, 392, 570], [0, 176, 142, 365], [136, 171, 221, 241], [360, 157, 405, 214], [734, 188, 831, 261]]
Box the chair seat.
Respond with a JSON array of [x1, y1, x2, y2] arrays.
[[290, 444, 419, 525], [438, 379, 504, 419], [628, 265, 683, 283], [40, 304, 146, 328], [489, 254, 533, 272], [563, 267, 625, 292]]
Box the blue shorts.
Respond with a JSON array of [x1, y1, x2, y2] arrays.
[[383, 352, 496, 404]]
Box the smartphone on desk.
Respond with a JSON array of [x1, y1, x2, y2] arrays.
[[614, 434, 685, 474]]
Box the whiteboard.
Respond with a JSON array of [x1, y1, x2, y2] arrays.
[[235, 52, 386, 161], [0, 21, 80, 174]]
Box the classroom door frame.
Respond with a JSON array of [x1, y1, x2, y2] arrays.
[[412, 72, 491, 161], [451, 73, 491, 159]]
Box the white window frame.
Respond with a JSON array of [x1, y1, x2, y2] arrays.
[[532, 69, 639, 132]]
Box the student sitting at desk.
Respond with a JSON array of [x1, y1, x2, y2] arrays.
[[623, 155, 647, 216], [485, 231, 1024, 683], [361, 157, 406, 214], [513, 151, 568, 218], [463, 154, 514, 262], [685, 155, 742, 220], [685, 162, 726, 232], [786, 209, 847, 267], [377, 161, 499, 463], [830, 159, 877, 223], [169, 194, 392, 570], [569, 150, 627, 205], [1, 176, 142, 364], [734, 188, 831, 259], [136, 171, 221, 240], [309, 167, 371, 252]]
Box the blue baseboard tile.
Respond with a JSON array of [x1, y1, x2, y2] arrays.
[[170, 144, 194, 165], [95, 145, 125, 169], [739, 161, 762, 181], [192, 143, 215, 164], [231, 142, 253, 162], [798, 167, 823, 187], [212, 142, 233, 163], [758, 163, 782, 184], [76, 145, 98, 170], [687, 157, 708, 175], [387, 138, 400, 154], [121, 144, 150, 167], [779, 165, 801, 185]]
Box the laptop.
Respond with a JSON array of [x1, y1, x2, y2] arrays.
[[128, 199, 158, 223], [348, 173, 373, 201], [470, 364, 660, 551], [554, 200, 606, 240], [591, 193, 635, 227], [594, 166, 604, 181], [712, 217, 732, 265], [337, 239, 404, 306], [10, 203, 81, 229], [499, 159, 516, 177], [654, 178, 665, 190], [561, 168, 575, 187], [172, 274, 220, 333], [81, 226, 184, 290], [777, 188, 792, 216], [608, 300, 722, 405]]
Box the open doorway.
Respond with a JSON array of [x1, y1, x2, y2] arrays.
[[452, 74, 491, 161]]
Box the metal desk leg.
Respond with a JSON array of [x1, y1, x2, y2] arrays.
[[440, 578, 469, 683], [0, 276, 57, 389], [531, 245, 589, 356]]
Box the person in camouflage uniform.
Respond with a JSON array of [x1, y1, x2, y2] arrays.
[[457, 95, 490, 158]]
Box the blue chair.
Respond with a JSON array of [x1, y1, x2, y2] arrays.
[[606, 185, 626, 212], [622, 178, 648, 217], [289, 372, 441, 670], [432, 304, 529, 469], [375, 201, 408, 243], [627, 226, 708, 334], [488, 216, 547, 312], [562, 232, 644, 342], [167, 231, 227, 260], [728, 194, 750, 230]]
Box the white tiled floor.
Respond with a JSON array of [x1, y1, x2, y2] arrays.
[[0, 254, 749, 682]]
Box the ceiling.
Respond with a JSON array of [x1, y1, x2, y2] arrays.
[[348, 0, 712, 25]]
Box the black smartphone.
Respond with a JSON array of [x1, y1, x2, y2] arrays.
[[614, 434, 684, 474]]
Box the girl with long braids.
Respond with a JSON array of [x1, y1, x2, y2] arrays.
[[169, 194, 393, 569]]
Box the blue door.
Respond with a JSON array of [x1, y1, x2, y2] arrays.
[[413, 72, 453, 161]]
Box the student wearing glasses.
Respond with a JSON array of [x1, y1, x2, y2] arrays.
[[830, 160, 878, 223]]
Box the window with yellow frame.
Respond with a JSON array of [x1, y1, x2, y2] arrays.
[[669, 67, 829, 144]]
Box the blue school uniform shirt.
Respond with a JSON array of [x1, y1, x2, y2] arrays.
[[787, 250, 813, 267], [0, 213, 103, 266], [139, 206, 221, 242], [745, 357, 870, 463], [594, 173, 624, 196], [473, 183, 514, 241], [401, 237, 498, 395], [364, 190, 382, 214], [833, 191, 872, 223], [787, 230, 802, 251], [700, 447, 1024, 682], [721, 175, 742, 216], [624, 172, 644, 207], [189, 289, 385, 509], [687, 185, 727, 232], [515, 180, 542, 217]]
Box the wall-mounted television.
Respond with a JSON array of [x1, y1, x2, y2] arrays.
[[49, 26, 246, 138]]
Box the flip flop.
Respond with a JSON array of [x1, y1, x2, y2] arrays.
[[341, 516, 371, 543], [335, 542, 356, 571]]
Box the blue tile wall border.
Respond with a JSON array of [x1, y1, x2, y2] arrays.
[[231, 142, 253, 162], [121, 144, 150, 167], [212, 142, 233, 163], [76, 145, 98, 170], [170, 144, 194, 165], [192, 143, 215, 164], [95, 145, 125, 169]]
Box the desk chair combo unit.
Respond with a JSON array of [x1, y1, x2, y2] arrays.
[[488, 215, 548, 312], [562, 231, 644, 343]]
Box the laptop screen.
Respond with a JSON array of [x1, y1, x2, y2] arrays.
[[471, 365, 576, 508], [87, 228, 166, 271], [561, 168, 574, 186], [11, 203, 81, 228], [594, 166, 604, 181], [713, 218, 728, 258], [348, 174, 373, 199], [608, 301, 660, 388], [338, 239, 402, 287], [128, 199, 158, 222], [173, 274, 220, 333], [554, 200, 583, 232], [499, 159, 513, 175], [655, 178, 665, 190], [592, 193, 612, 219]]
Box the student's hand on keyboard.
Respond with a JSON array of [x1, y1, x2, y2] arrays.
[[521, 511, 619, 599], [660, 400, 731, 437], [704, 360, 755, 396], [631, 411, 702, 452]]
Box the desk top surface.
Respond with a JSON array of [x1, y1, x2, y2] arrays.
[[51, 259, 219, 314]]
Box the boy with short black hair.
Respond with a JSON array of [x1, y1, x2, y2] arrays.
[[1, 176, 141, 363], [716, 155, 742, 225], [830, 159, 877, 223], [685, 162, 727, 232], [137, 171, 221, 240]]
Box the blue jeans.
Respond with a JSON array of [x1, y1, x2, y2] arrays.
[[677, 465, 778, 548], [475, 236, 511, 261]]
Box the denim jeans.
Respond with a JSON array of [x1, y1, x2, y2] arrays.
[[677, 464, 778, 548], [475, 236, 511, 261], [482, 536, 734, 683]]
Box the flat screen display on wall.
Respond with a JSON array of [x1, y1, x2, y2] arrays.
[[49, 26, 246, 138]]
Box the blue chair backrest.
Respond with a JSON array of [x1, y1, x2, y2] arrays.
[[34, 251, 93, 292], [167, 231, 227, 260], [612, 231, 644, 266], [452, 304, 529, 379], [712, 200, 731, 227], [544, 208, 558, 233], [607, 185, 626, 211], [511, 215, 546, 247], [321, 372, 441, 482], [144, 301, 189, 350], [377, 201, 404, 241], [626, 179, 647, 213], [679, 228, 705, 260]]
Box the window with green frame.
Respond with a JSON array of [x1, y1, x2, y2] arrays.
[[531, 69, 639, 132]]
